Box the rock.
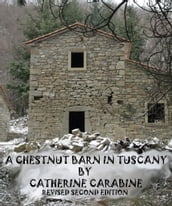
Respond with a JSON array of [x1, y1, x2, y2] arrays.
[[61, 134, 73, 140], [89, 140, 101, 148], [72, 129, 81, 136], [97, 144, 105, 151], [83, 133, 96, 141], [102, 145, 109, 152], [72, 143, 83, 152], [166, 139, 172, 151], [148, 137, 161, 149], [14, 143, 26, 153], [82, 133, 90, 141], [25, 142, 40, 152], [57, 138, 73, 150], [14, 141, 40, 153], [100, 138, 110, 146]]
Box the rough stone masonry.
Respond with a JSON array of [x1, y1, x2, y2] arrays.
[[25, 23, 172, 140]]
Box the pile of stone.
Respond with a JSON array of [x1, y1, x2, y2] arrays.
[[7, 115, 172, 154], [50, 129, 112, 153], [47, 129, 170, 154], [12, 128, 172, 154], [1, 128, 172, 206]]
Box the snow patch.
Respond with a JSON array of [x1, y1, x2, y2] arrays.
[[14, 149, 172, 205], [9, 116, 28, 135], [165, 139, 172, 151], [1, 124, 172, 205], [1, 130, 172, 205]]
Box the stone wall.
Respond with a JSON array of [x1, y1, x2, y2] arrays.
[[123, 61, 172, 140], [28, 27, 172, 140], [0, 93, 10, 141]]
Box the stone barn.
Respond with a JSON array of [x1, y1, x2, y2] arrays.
[[24, 23, 172, 140], [0, 85, 12, 141]]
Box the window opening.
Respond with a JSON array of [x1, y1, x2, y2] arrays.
[[148, 103, 165, 123], [34, 96, 43, 101], [71, 52, 84, 68]]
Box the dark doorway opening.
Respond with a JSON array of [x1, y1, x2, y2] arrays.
[[69, 111, 85, 133]]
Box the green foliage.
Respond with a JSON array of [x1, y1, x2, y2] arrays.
[[22, 1, 61, 40], [9, 0, 145, 114], [9, 47, 30, 82], [87, 4, 145, 61], [86, 3, 103, 27], [9, 0, 84, 114], [86, 3, 112, 29], [17, 0, 26, 6], [9, 1, 60, 114], [126, 7, 145, 61], [114, 6, 145, 61], [62, 0, 84, 24], [7, 47, 30, 114]]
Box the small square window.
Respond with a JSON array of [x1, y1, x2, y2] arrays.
[[68, 50, 86, 70], [148, 103, 165, 123], [71, 52, 84, 68]]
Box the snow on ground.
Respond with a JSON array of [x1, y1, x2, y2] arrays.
[[166, 139, 172, 151], [14, 148, 172, 205], [0, 117, 172, 205], [9, 116, 28, 135]]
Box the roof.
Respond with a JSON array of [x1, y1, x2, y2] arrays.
[[24, 22, 159, 71], [125, 58, 161, 72], [24, 22, 130, 45], [0, 85, 13, 111]]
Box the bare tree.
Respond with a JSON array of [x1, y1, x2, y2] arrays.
[[17, 0, 26, 6], [137, 1, 172, 71], [46, 0, 172, 73], [48, 0, 130, 37], [45, 0, 172, 117], [136, 0, 172, 108], [4, 0, 171, 114]]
